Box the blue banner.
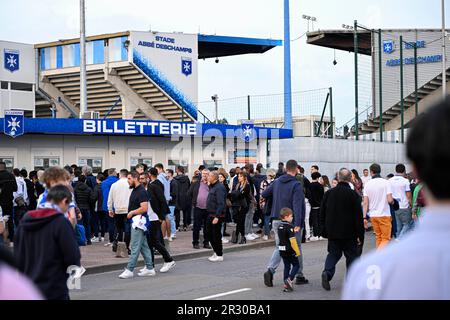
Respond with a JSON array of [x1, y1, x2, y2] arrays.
[[0, 118, 293, 139]]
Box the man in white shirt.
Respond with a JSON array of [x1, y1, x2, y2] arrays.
[[108, 169, 132, 253], [343, 98, 450, 300], [363, 164, 394, 250], [389, 164, 412, 239], [361, 169, 371, 187]]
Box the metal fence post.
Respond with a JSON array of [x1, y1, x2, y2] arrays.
[[354, 20, 359, 140], [400, 35, 404, 143], [329, 87, 333, 138], [378, 29, 383, 142], [414, 43, 418, 116]]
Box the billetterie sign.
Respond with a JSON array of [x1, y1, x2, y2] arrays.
[[83, 120, 197, 136]]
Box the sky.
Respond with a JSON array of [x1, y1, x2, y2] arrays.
[[0, 0, 447, 126]]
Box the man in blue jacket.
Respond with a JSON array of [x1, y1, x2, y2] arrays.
[[261, 159, 308, 287], [101, 168, 119, 247]]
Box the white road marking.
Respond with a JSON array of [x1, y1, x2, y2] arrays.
[[195, 288, 252, 300]]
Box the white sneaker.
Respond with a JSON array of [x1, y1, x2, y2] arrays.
[[104, 242, 112, 247], [245, 234, 256, 241], [252, 223, 259, 227], [306, 237, 311, 243], [91, 237, 100, 243], [138, 268, 156, 277], [262, 235, 269, 241], [118, 269, 134, 279], [209, 255, 224, 262], [172, 234, 177, 239], [251, 233, 260, 238], [160, 261, 176, 273], [208, 253, 218, 261], [222, 237, 230, 244], [310, 236, 319, 241], [100, 237, 105, 242], [168, 237, 173, 242], [319, 236, 326, 241]]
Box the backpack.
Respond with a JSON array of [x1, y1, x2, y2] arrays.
[[75, 224, 87, 246]]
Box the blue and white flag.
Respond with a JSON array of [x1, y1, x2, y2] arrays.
[[4, 49, 19, 72], [4, 110, 24, 138], [240, 121, 256, 142], [383, 40, 394, 54]]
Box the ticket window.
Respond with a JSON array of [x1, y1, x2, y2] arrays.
[[78, 157, 103, 174], [34, 157, 60, 171], [130, 157, 152, 171], [203, 160, 222, 168], [0, 157, 14, 171], [168, 159, 189, 174]]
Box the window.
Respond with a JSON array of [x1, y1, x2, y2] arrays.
[[130, 157, 152, 171], [168, 159, 189, 173], [78, 157, 103, 174], [0, 82, 8, 90], [10, 82, 33, 92], [0, 157, 14, 171], [34, 157, 60, 171]]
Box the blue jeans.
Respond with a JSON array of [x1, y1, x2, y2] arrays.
[[263, 215, 271, 236], [395, 208, 413, 239], [80, 209, 91, 241], [282, 255, 300, 282], [267, 219, 304, 278], [127, 227, 153, 271], [168, 206, 176, 236]]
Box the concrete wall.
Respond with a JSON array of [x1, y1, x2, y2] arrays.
[[0, 134, 268, 174], [269, 137, 408, 179]]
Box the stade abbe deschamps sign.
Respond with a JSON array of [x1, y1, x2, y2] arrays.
[[383, 39, 443, 67], [0, 118, 292, 139]]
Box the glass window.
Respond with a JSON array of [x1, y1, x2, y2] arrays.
[[0, 157, 14, 171], [78, 158, 103, 174], [10, 82, 33, 91], [168, 159, 189, 174], [34, 157, 60, 171], [0, 82, 8, 90], [130, 157, 152, 171]]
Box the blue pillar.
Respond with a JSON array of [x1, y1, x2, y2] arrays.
[[284, 0, 293, 129]]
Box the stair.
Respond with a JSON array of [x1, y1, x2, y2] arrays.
[[352, 68, 450, 136]]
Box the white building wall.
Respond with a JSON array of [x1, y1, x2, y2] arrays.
[[269, 137, 409, 179]]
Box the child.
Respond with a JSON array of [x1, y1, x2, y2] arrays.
[[278, 207, 301, 292], [14, 185, 81, 300]]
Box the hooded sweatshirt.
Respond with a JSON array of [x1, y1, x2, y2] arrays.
[[174, 174, 191, 209], [261, 174, 305, 228], [14, 207, 81, 300]]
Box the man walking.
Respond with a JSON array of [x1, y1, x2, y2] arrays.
[[261, 159, 308, 287], [320, 168, 364, 291], [118, 171, 154, 279], [108, 169, 132, 254], [205, 171, 227, 262], [146, 168, 176, 273], [390, 164, 413, 239], [188, 169, 212, 249], [363, 164, 394, 249]]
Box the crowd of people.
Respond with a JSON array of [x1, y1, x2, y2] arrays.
[[0, 98, 448, 299]]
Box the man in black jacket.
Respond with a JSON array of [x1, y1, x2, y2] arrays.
[[14, 185, 81, 300], [0, 161, 17, 244], [309, 171, 324, 241], [74, 175, 95, 245], [320, 168, 364, 291], [146, 168, 175, 273], [174, 166, 191, 230], [205, 171, 227, 262]]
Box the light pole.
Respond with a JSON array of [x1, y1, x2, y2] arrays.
[[211, 94, 218, 124], [283, 0, 292, 130], [79, 0, 87, 118], [302, 15, 317, 32]]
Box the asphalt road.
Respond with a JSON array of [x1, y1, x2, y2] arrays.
[[71, 233, 375, 300]]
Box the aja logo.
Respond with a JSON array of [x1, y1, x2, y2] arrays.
[[4, 49, 19, 72], [383, 40, 394, 54], [181, 57, 192, 76], [240, 121, 256, 142], [4, 110, 24, 138]]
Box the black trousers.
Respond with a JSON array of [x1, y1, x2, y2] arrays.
[[232, 206, 248, 238], [323, 239, 358, 281], [113, 214, 130, 249], [147, 220, 173, 265], [192, 207, 209, 246], [206, 216, 223, 256], [181, 204, 192, 227], [310, 208, 321, 237], [174, 208, 181, 229]]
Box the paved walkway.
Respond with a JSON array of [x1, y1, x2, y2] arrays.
[[81, 224, 275, 273]]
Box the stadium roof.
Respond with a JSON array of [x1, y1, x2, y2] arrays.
[[34, 31, 282, 59], [306, 28, 450, 56]]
